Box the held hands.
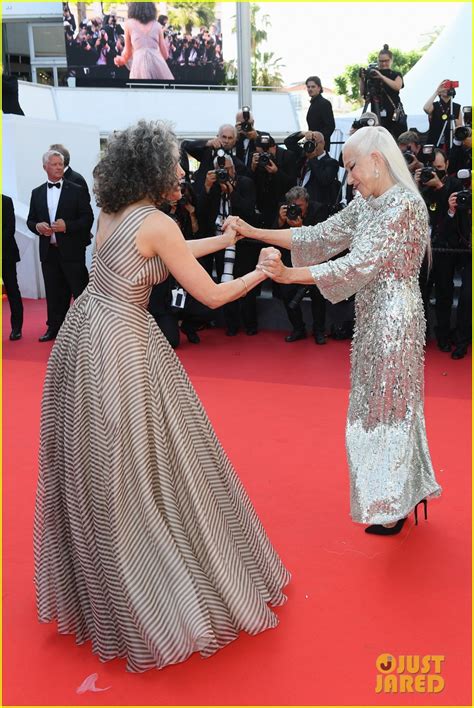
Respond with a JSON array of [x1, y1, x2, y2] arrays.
[[222, 215, 254, 239], [257, 247, 288, 283]]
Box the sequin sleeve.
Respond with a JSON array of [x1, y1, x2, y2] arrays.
[[291, 197, 361, 267], [308, 196, 418, 304]]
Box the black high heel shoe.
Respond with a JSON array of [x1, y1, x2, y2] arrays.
[[414, 498, 428, 525], [365, 499, 428, 535], [365, 518, 407, 535]]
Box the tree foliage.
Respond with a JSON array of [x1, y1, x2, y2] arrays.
[[167, 2, 217, 34], [223, 3, 285, 88]]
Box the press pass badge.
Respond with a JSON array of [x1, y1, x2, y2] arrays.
[[171, 286, 187, 309]]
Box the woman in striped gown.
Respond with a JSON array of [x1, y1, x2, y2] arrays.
[[34, 120, 290, 672]]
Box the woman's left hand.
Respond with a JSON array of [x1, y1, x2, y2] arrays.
[[222, 222, 242, 246], [257, 248, 289, 282]]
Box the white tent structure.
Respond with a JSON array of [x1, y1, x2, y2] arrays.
[[401, 2, 472, 130]]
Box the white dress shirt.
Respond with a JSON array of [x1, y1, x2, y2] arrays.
[[46, 179, 63, 244]]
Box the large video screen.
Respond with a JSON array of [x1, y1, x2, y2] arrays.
[[63, 2, 225, 86]]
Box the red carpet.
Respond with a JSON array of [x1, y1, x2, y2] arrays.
[[2, 299, 472, 706]]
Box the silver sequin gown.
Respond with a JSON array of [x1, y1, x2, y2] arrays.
[[291, 184, 442, 524]]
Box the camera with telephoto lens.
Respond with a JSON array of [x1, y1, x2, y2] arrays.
[[462, 106, 472, 127], [454, 125, 472, 142], [215, 149, 229, 183], [359, 63, 384, 98], [240, 106, 253, 133], [352, 115, 377, 130], [286, 203, 302, 221], [303, 139, 316, 154]]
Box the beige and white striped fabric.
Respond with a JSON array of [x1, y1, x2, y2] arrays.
[[34, 206, 290, 672]]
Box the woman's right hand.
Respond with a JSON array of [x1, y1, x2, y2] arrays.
[[114, 55, 125, 67]]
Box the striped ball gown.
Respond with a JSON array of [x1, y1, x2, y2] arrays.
[[34, 205, 290, 672]]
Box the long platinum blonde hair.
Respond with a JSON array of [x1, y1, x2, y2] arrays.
[[343, 126, 431, 264], [343, 126, 422, 198]]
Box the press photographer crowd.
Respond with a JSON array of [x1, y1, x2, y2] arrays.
[[2, 45, 472, 360], [63, 2, 224, 84]]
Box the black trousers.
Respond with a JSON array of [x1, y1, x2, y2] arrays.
[[214, 241, 261, 332], [2, 261, 24, 332], [148, 278, 212, 348], [279, 284, 326, 334], [41, 245, 88, 331], [454, 257, 472, 347]]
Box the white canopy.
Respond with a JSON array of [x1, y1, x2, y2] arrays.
[[401, 3, 472, 128]]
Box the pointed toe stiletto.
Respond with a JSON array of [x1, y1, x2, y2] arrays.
[[365, 518, 407, 535]]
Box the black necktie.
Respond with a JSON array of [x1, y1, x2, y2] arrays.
[[48, 182, 61, 189]]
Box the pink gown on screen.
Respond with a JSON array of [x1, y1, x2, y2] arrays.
[[127, 19, 174, 80]]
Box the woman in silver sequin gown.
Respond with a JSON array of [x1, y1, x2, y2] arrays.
[[225, 127, 442, 534]]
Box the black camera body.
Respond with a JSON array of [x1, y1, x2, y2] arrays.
[[462, 106, 472, 127], [456, 189, 472, 210], [352, 115, 377, 130], [215, 148, 230, 183], [403, 149, 416, 165], [420, 167, 436, 185], [303, 139, 316, 154], [240, 106, 253, 133], [286, 203, 302, 220], [258, 152, 272, 168]]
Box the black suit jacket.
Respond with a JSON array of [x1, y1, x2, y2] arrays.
[[195, 175, 256, 235], [306, 94, 335, 151], [284, 138, 341, 207], [251, 146, 297, 227], [27, 181, 94, 263], [63, 165, 91, 199], [2, 195, 20, 264]]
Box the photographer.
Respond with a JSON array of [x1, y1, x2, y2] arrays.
[[250, 133, 297, 228], [305, 75, 335, 152], [285, 130, 340, 208], [448, 122, 472, 175], [273, 187, 329, 344], [423, 80, 463, 150], [446, 186, 471, 359], [235, 107, 262, 170], [182, 124, 245, 193], [359, 44, 406, 138], [196, 154, 258, 336], [415, 149, 463, 351], [397, 130, 424, 175]]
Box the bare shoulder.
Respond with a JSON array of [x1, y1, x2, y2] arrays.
[[136, 209, 183, 258]]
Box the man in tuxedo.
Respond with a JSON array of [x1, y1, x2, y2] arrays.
[[27, 150, 94, 341], [49, 143, 91, 198], [285, 130, 340, 207], [2, 194, 24, 340], [305, 76, 335, 152]]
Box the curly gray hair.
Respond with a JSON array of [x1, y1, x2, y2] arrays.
[[93, 120, 180, 213]]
